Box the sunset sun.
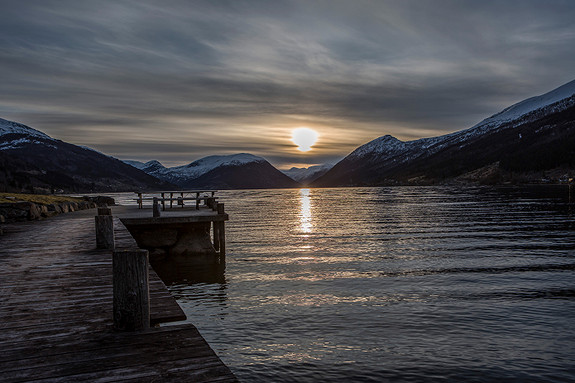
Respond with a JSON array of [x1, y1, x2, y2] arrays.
[[291, 127, 319, 152]]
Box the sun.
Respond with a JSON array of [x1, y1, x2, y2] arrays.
[[291, 127, 319, 152]]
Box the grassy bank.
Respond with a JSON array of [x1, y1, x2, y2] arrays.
[[0, 192, 84, 205]]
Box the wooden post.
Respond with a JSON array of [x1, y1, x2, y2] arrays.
[[213, 221, 220, 252], [95, 208, 114, 249], [113, 249, 150, 331], [569, 178, 573, 204], [161, 193, 166, 211], [195, 192, 200, 210], [216, 203, 225, 257], [170, 192, 173, 209], [153, 198, 161, 218]]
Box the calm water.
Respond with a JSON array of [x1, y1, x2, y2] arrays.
[[131, 186, 575, 382]]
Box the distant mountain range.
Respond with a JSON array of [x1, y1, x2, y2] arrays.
[[281, 164, 334, 185], [2, 79, 574, 193], [0, 118, 174, 193], [125, 154, 299, 189], [313, 79, 575, 186]]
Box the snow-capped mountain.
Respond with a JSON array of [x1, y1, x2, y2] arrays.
[[126, 154, 300, 189], [0, 118, 53, 140], [170, 154, 266, 180], [282, 163, 334, 184], [469, 79, 575, 131], [0, 118, 174, 193], [123, 160, 167, 175], [0, 118, 57, 151], [348, 79, 575, 163], [313, 79, 575, 186], [122, 160, 147, 170]]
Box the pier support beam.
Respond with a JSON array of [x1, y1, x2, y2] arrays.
[[95, 207, 114, 249], [153, 198, 161, 217], [113, 249, 150, 331], [216, 203, 226, 258]]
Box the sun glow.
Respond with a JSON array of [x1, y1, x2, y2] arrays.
[[291, 127, 319, 152]]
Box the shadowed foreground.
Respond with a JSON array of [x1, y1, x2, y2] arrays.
[[0, 209, 237, 382]]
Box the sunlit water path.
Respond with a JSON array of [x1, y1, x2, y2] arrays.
[[115, 186, 575, 382]]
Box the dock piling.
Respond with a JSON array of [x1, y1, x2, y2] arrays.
[[113, 249, 150, 331], [153, 197, 161, 217], [95, 207, 115, 249], [123, 190, 228, 266], [216, 203, 226, 258]]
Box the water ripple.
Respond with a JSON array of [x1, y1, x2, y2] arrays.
[[160, 186, 575, 382]]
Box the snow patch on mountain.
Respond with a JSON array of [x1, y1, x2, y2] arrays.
[[349, 79, 575, 161], [141, 160, 166, 172], [169, 153, 265, 180], [128, 153, 268, 185], [472, 79, 575, 131], [123, 160, 146, 169], [282, 163, 334, 183], [0, 118, 53, 140], [349, 135, 409, 159], [0, 137, 57, 150], [124, 159, 166, 171]]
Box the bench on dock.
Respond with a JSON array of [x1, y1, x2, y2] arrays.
[[134, 190, 218, 210]]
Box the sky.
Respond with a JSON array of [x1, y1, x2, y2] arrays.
[[1, 0, 574, 169]]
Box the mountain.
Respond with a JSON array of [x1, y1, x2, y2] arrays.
[[123, 159, 167, 178], [313, 79, 575, 186], [122, 159, 147, 170], [282, 164, 334, 185], [125, 154, 301, 189], [0, 118, 175, 193], [0, 118, 51, 140]]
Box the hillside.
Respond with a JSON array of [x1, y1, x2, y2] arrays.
[[313, 80, 575, 186], [0, 119, 175, 193]]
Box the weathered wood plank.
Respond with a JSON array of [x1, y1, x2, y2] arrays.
[[0, 325, 206, 362], [0, 210, 237, 382]]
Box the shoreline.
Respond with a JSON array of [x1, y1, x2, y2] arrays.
[[0, 193, 115, 227]]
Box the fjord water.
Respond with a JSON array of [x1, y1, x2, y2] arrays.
[[162, 186, 574, 382]]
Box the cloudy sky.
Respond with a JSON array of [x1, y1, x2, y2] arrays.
[[1, 0, 574, 168]]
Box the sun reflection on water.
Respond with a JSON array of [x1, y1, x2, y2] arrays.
[[299, 188, 313, 234]]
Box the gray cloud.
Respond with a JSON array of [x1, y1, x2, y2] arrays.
[[1, 0, 574, 167]]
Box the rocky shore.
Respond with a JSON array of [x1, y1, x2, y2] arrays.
[[0, 196, 115, 224]]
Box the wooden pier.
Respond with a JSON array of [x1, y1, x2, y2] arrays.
[[119, 192, 228, 271], [0, 208, 237, 382]]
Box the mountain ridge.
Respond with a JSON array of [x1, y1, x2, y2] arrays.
[[124, 153, 300, 189], [0, 119, 175, 193], [281, 164, 334, 184], [313, 79, 575, 187]]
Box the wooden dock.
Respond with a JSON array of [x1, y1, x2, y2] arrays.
[[0, 208, 238, 382]]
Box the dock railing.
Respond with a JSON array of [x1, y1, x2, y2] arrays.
[[134, 190, 218, 210]]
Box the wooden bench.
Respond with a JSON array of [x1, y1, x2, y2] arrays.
[[135, 191, 217, 209], [133, 195, 219, 210]]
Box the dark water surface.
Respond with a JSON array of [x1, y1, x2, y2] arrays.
[[137, 186, 574, 382]]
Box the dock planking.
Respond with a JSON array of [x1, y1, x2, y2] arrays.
[[0, 209, 237, 382]]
